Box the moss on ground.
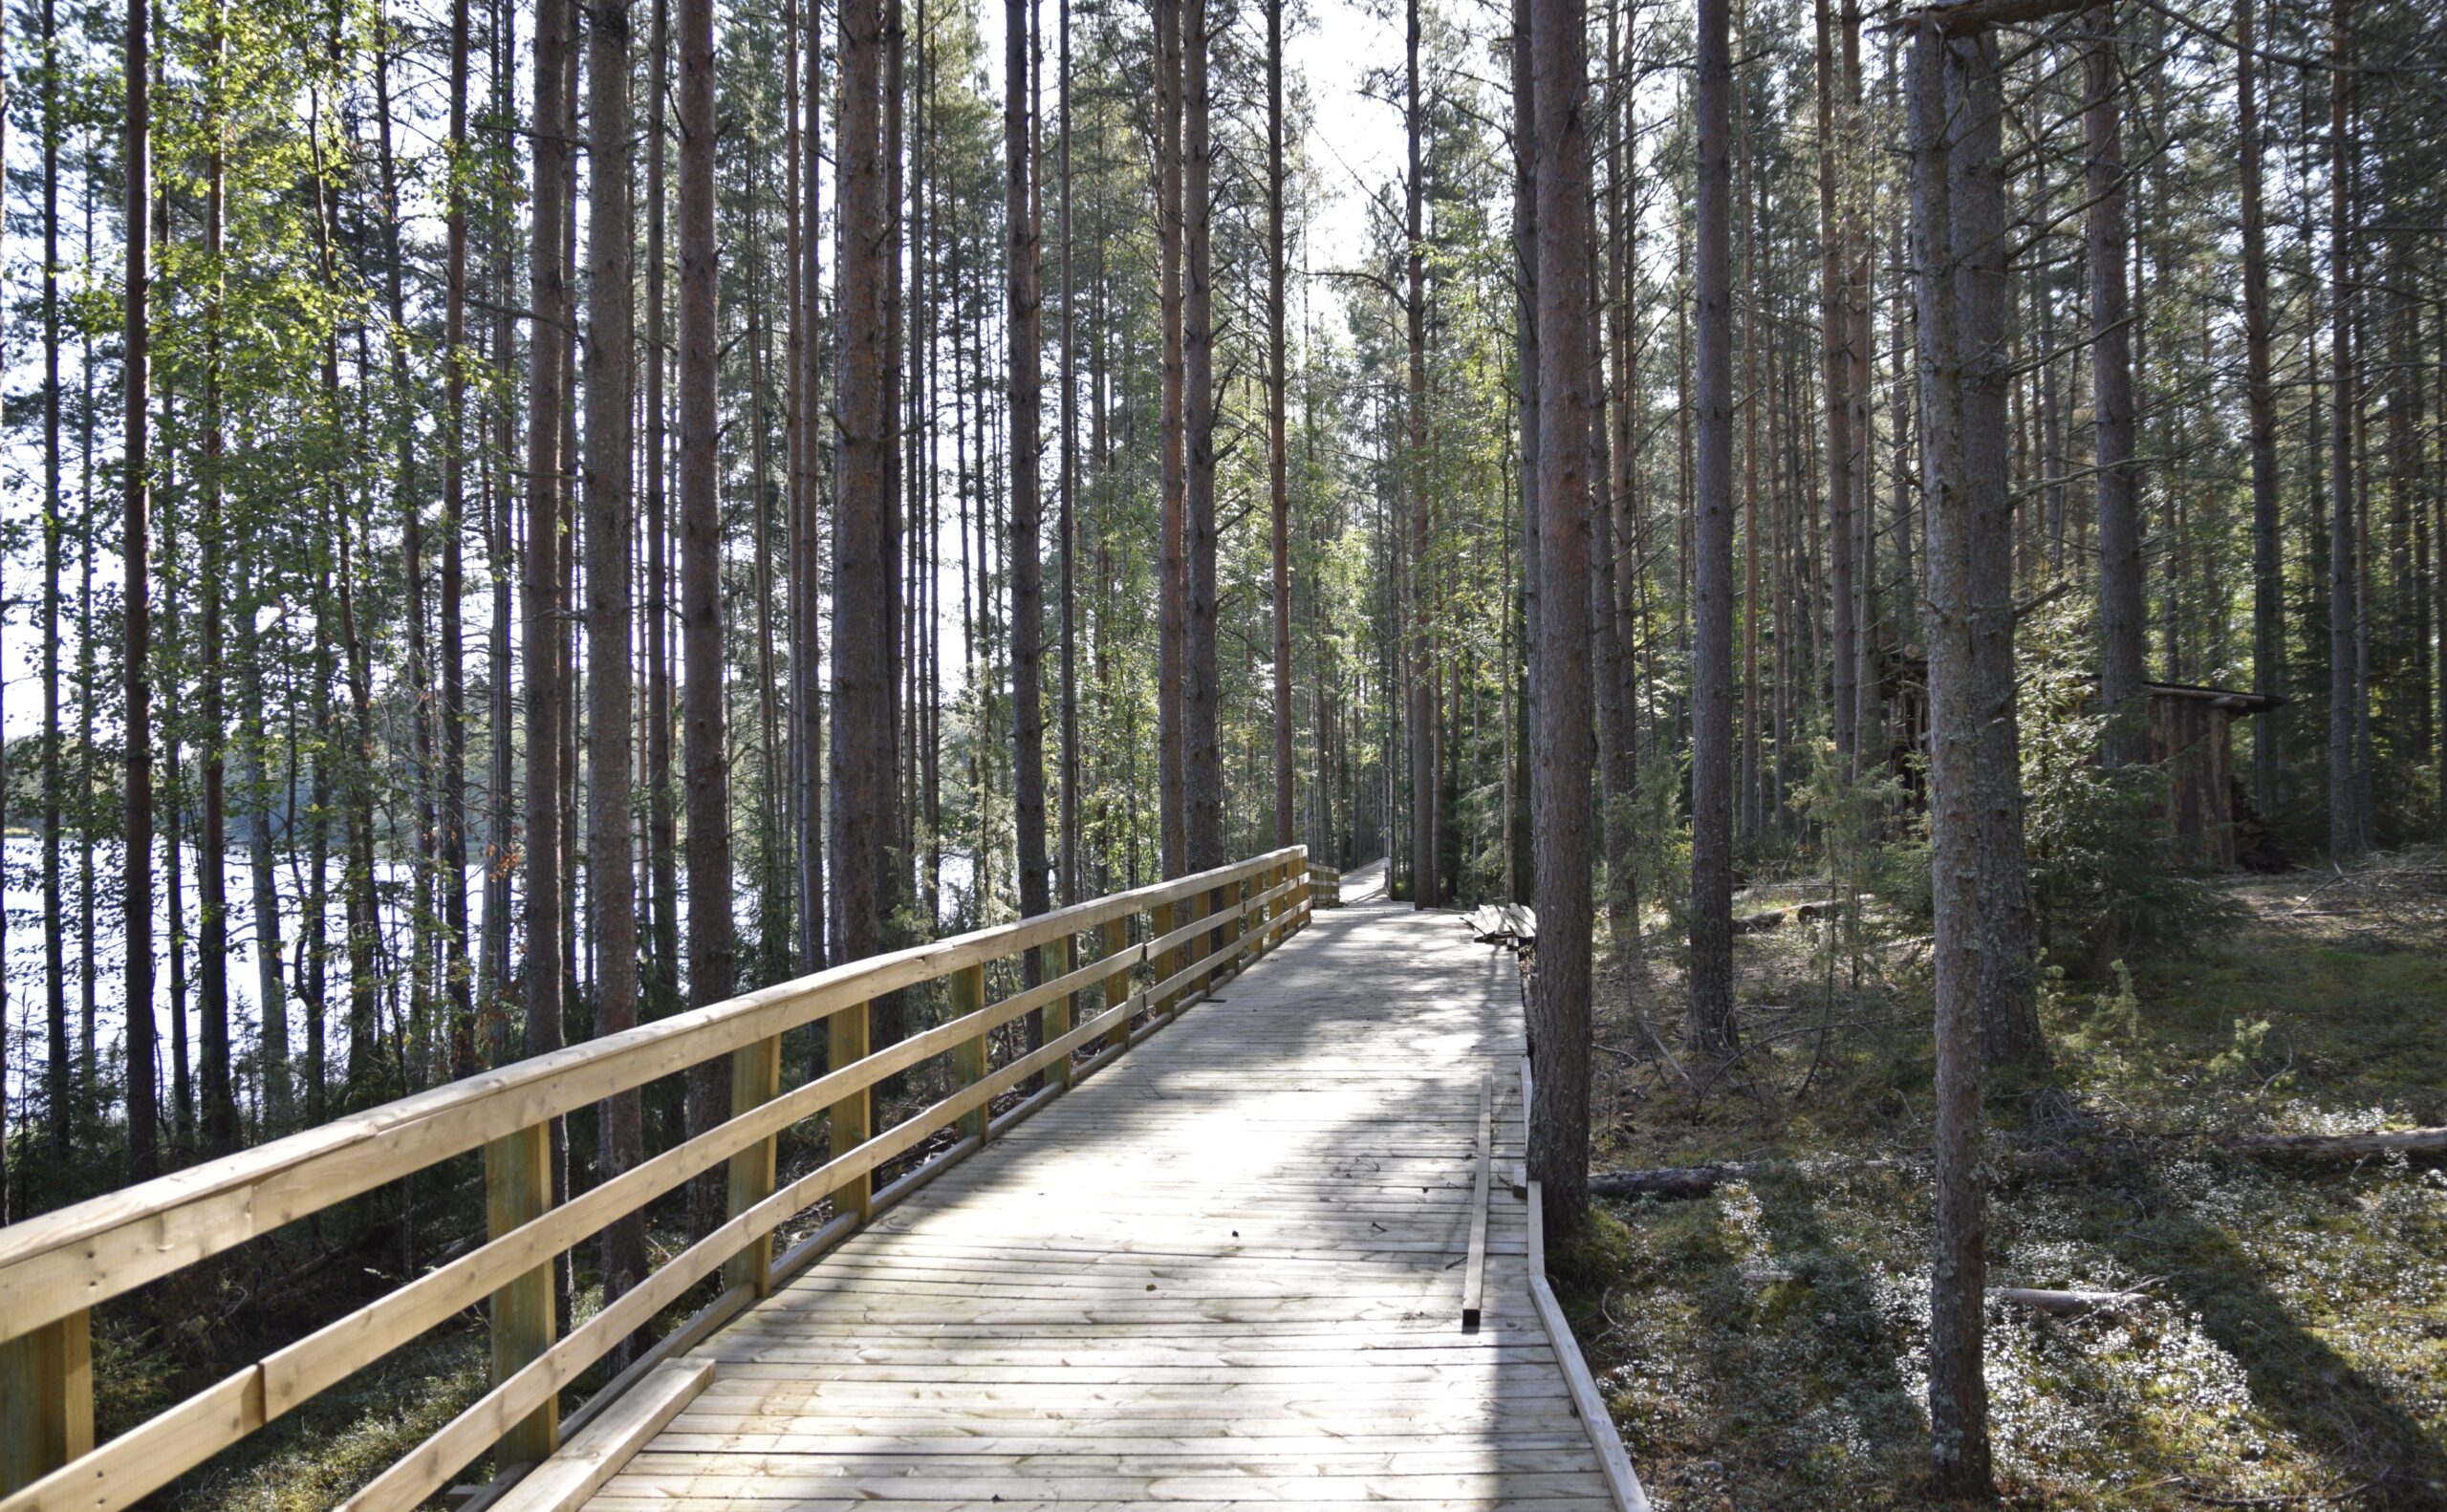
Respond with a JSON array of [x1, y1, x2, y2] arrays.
[[1570, 855, 2447, 1510]]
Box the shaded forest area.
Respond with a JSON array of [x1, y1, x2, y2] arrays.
[[0, 0, 2443, 1494]]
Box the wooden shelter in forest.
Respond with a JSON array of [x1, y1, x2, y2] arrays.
[[1873, 657, 2287, 871], [2143, 680, 2287, 871]]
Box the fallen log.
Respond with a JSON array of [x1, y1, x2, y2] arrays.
[[1590, 1127, 2447, 1201], [1993, 1286, 2149, 1319], [1590, 1158, 1910, 1199], [2230, 1127, 2447, 1160]]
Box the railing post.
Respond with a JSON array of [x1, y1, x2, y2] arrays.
[[1150, 899, 1178, 1015], [1, 1309, 93, 1496], [485, 1122, 558, 1466], [1218, 879, 1240, 981], [827, 1001, 873, 1223], [952, 961, 989, 1142], [1180, 891, 1208, 1012], [1100, 917, 1132, 1052], [725, 1032, 783, 1296], [1045, 933, 1074, 1091]]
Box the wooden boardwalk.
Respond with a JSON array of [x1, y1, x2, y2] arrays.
[[579, 877, 1631, 1510]]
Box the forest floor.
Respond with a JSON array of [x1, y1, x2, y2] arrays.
[[1564, 851, 2447, 1511]]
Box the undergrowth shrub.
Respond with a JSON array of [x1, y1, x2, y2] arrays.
[[2019, 610, 2241, 975]]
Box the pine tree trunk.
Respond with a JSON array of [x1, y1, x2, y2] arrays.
[[42, 0, 66, 1163], [1183, 0, 1222, 875], [586, 0, 647, 1363], [1508, 0, 1538, 908], [1526, 0, 1594, 1239], [1951, 34, 2044, 1073], [1815, 0, 1856, 773], [1058, 0, 1082, 900], [2327, 0, 2359, 856], [647, 0, 682, 1013], [2083, 4, 2146, 768], [1404, 0, 1435, 907], [1267, 0, 1292, 853], [1009, 0, 1052, 932], [1907, 27, 1992, 1496], [524, 0, 571, 1101], [441, 0, 476, 1078], [1155, 0, 1186, 877], [834, 0, 905, 976], [679, 0, 734, 1188], [1688, 0, 1738, 1059], [123, 0, 159, 1180]]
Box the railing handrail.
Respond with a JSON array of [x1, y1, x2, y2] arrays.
[[0, 846, 1331, 1512], [0, 844, 1305, 1340]]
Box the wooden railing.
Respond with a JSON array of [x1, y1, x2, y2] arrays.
[[1310, 863, 1342, 909], [0, 848, 1326, 1512]]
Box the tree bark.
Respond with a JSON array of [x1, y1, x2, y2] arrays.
[[1688, 0, 1737, 1059], [524, 0, 571, 1120], [1058, 0, 1081, 899], [1405, 0, 1436, 908], [1909, 25, 1993, 1496], [1508, 0, 1539, 909], [1009, 0, 1051, 931], [2237, 0, 2281, 819], [586, 0, 647, 1364], [1816, 0, 1857, 773], [200, 3, 232, 1154], [681, 0, 734, 1197], [834, 0, 905, 976], [123, 0, 158, 1180], [2327, 0, 2360, 858], [1950, 34, 2044, 1072], [2083, 4, 2146, 768], [1182, 0, 1222, 875], [1154, 0, 1186, 877], [1527, 0, 1595, 1240], [1267, 0, 1293, 853]]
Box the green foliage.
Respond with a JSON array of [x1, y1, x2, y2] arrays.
[[1610, 749, 1689, 939], [1793, 735, 1904, 986], [2019, 613, 2241, 973]]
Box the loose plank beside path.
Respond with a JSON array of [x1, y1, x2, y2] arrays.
[[581, 876, 1621, 1509]]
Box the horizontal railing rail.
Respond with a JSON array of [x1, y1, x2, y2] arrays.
[[0, 847, 1316, 1512]]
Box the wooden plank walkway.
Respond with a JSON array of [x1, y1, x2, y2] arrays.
[[582, 884, 1621, 1510]]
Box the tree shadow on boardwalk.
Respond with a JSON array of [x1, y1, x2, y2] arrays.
[[620, 896, 1616, 1505]]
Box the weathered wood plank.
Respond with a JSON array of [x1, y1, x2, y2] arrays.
[[579, 892, 1617, 1512], [1463, 1076, 1493, 1330]]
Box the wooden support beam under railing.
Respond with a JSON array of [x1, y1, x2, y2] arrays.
[[0, 1311, 91, 1496], [1099, 918, 1131, 1054], [828, 1002, 873, 1225], [485, 1124, 557, 1468], [724, 1032, 784, 1298]]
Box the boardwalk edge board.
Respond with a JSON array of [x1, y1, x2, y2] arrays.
[[490, 1362, 716, 1512], [1521, 1056, 1653, 1512]]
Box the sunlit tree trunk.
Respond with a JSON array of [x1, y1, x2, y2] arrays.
[[1908, 25, 1992, 1495], [2083, 3, 2146, 767], [1526, 0, 1594, 1239]]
